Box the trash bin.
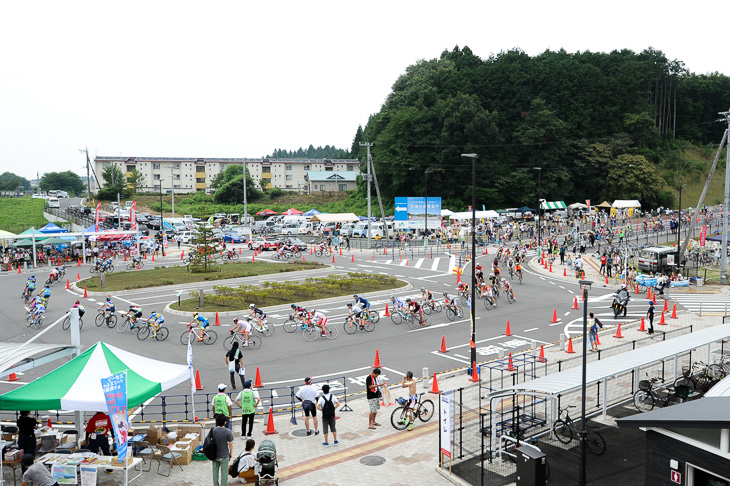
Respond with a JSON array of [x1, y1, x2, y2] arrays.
[[696, 277, 703, 287], [516, 445, 547, 485]]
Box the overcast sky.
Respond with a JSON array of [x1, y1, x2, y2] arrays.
[[1, 1, 728, 180]]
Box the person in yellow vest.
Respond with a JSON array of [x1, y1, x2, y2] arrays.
[[234, 380, 261, 438], [213, 383, 233, 430]]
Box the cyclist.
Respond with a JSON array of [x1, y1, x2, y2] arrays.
[[72, 300, 86, 318], [346, 303, 365, 329], [353, 294, 371, 319], [506, 258, 514, 278], [400, 371, 418, 431], [515, 260, 523, 280], [502, 278, 516, 301], [98, 297, 115, 318], [481, 279, 496, 306], [121, 304, 143, 329], [130, 254, 142, 267], [290, 304, 309, 329], [457, 281, 469, 295], [475, 267, 485, 285], [248, 304, 266, 330], [309, 308, 328, 336], [488, 272, 498, 289], [48, 267, 61, 284], [493, 265, 501, 280], [28, 294, 44, 315], [420, 287, 434, 310], [23, 275, 37, 299], [31, 301, 46, 325], [230, 317, 252, 346], [406, 298, 425, 325], [41, 285, 52, 300], [493, 256, 500, 269], [390, 295, 406, 311], [146, 310, 165, 338], [188, 312, 209, 341], [276, 242, 291, 259]]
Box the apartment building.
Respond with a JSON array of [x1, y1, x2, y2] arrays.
[[93, 156, 361, 194]]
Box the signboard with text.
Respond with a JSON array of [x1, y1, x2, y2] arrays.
[[394, 197, 442, 230], [101, 372, 130, 464], [440, 390, 454, 458]]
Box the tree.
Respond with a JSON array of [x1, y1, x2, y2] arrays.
[[213, 175, 263, 204], [187, 222, 221, 272], [605, 154, 666, 208], [97, 165, 131, 201], [39, 171, 85, 196], [126, 170, 146, 194], [0, 172, 30, 192]]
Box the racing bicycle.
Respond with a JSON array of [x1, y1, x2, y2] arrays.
[[223, 331, 262, 351], [343, 314, 374, 334], [390, 393, 434, 430], [62, 315, 84, 330], [444, 301, 463, 321], [180, 325, 218, 345], [136, 320, 169, 341], [303, 320, 338, 342], [420, 299, 442, 315], [95, 310, 117, 328]]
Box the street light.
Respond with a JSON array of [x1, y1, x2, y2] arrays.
[[677, 184, 685, 258], [158, 179, 166, 257], [461, 153, 478, 368], [534, 167, 542, 249], [424, 169, 429, 242], [579, 279, 593, 486]]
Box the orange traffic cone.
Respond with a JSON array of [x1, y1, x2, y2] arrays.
[[238, 248, 241, 254], [635, 283, 640, 294], [263, 407, 277, 435], [137, 264, 140, 270], [65, 279, 70, 290], [506, 353, 515, 371], [124, 253, 127, 261], [371, 254, 374, 262], [439, 336, 448, 353], [302, 256, 305, 262], [214, 312, 220, 326], [372, 350, 382, 368], [538, 345, 546, 362], [310, 247, 313, 255], [605, 276, 608, 284], [566, 337, 575, 353], [254, 367, 264, 388], [663, 300, 668, 312], [332, 255, 335, 263], [17, 266, 21, 274], [77, 273, 80, 281], [7, 372, 18, 382], [638, 317, 646, 332], [595, 333, 601, 346], [505, 320, 512, 336], [614, 323, 624, 338], [485, 247, 488, 255], [195, 369, 204, 390], [551, 309, 558, 323], [384, 304, 390, 317], [572, 297, 579, 310], [671, 300, 678, 319], [427, 372, 442, 395], [83, 287, 88, 298], [47, 418, 52, 429], [563, 268, 567, 277], [660, 311, 666, 325], [646, 288, 651, 299], [181, 252, 184, 260], [151, 254, 155, 262], [549, 263, 552, 272], [77, 258, 81, 266], [351, 254, 354, 263], [469, 361, 480, 382]]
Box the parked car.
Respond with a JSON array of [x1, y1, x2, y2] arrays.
[[248, 237, 279, 251], [179, 231, 193, 243], [280, 237, 307, 251], [224, 232, 248, 244]]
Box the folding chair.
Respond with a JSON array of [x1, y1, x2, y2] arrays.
[[155, 445, 183, 477]]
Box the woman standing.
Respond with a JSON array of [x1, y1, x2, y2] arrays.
[[225, 341, 245, 390], [17, 411, 38, 472]]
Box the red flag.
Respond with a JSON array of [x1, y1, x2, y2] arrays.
[[130, 201, 137, 231], [585, 199, 591, 211], [700, 225, 707, 247], [94, 202, 101, 232]]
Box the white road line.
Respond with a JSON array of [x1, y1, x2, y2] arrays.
[[431, 258, 440, 271], [559, 286, 565, 289], [549, 281, 555, 285], [549, 322, 562, 327], [395, 275, 404, 278], [114, 296, 138, 306], [416, 278, 437, 283], [524, 327, 539, 332], [564, 312, 571, 316], [264, 366, 373, 386], [454, 354, 470, 360], [431, 351, 470, 365], [414, 259, 424, 268], [384, 260, 392, 265], [448, 255, 456, 274]]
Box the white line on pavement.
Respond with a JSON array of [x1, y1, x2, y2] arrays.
[[431, 258, 440, 271], [264, 366, 373, 386], [415, 259, 424, 268], [454, 354, 470, 360], [524, 327, 538, 332], [564, 312, 571, 316]]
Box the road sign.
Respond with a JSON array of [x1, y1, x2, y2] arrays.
[[671, 471, 681, 483], [394, 197, 442, 228]]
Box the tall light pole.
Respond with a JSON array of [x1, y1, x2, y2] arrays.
[[158, 179, 166, 257], [170, 166, 175, 219], [721, 109, 730, 284], [534, 167, 542, 248], [677, 184, 685, 254], [424, 169, 429, 241], [462, 153, 478, 367], [242, 160, 248, 231], [579, 279, 593, 486]]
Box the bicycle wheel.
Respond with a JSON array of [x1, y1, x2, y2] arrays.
[[553, 419, 573, 444], [422, 304, 432, 315], [137, 326, 151, 340], [303, 328, 318, 342], [454, 305, 463, 318], [446, 307, 457, 321], [315, 250, 323, 257], [283, 318, 300, 333], [633, 390, 655, 412], [418, 399, 435, 422], [62, 316, 70, 330], [708, 364, 727, 380], [674, 377, 695, 395], [391, 311, 402, 325], [223, 335, 235, 351], [106, 315, 117, 328], [585, 429, 606, 456], [180, 331, 193, 345], [483, 297, 493, 311], [247, 335, 261, 349], [390, 407, 409, 430], [507, 292, 515, 304], [90, 267, 97, 274], [155, 327, 169, 341], [369, 310, 380, 323], [406, 315, 419, 330], [95, 313, 104, 327], [230, 254, 239, 261], [125, 264, 134, 271], [423, 314, 432, 326], [117, 318, 130, 333], [459, 293, 468, 306], [259, 321, 274, 337], [363, 319, 375, 332], [343, 318, 357, 335], [34, 317, 43, 329], [666, 395, 685, 406], [432, 301, 442, 313], [203, 330, 217, 345], [325, 326, 338, 339]]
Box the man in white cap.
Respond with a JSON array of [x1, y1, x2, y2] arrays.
[[295, 377, 320, 436], [213, 383, 233, 430]]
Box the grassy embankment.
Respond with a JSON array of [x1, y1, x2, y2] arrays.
[[0, 198, 49, 234]]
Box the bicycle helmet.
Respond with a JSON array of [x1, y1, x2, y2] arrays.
[[443, 291, 448, 296], [233, 317, 238, 323], [353, 294, 358, 299], [106, 297, 111, 302], [290, 304, 296, 309], [192, 312, 198, 317], [406, 298, 412, 302], [420, 287, 425, 291], [310, 308, 316, 313], [75, 300, 80, 304], [249, 303, 255, 309], [347, 303, 353, 307], [501, 278, 507, 282]]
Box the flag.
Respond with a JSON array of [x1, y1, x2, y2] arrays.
[[187, 339, 195, 395], [130, 201, 137, 232], [94, 202, 101, 232], [101, 372, 129, 463]]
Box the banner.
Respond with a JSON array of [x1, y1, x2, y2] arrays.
[[101, 372, 129, 463], [187, 339, 195, 395], [94, 202, 101, 232], [700, 225, 707, 247], [394, 197, 442, 229], [440, 390, 454, 458], [585, 199, 591, 211], [130, 201, 137, 232]]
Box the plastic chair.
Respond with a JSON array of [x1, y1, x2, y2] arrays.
[[135, 440, 156, 472], [57, 429, 79, 452], [155, 445, 182, 477], [39, 435, 58, 454]]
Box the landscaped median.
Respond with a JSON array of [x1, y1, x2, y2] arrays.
[[84, 261, 325, 291], [170, 272, 407, 312]]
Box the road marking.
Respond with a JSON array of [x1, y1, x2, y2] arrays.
[[395, 275, 404, 278], [559, 286, 565, 289], [264, 366, 373, 386], [382, 366, 406, 378], [87, 298, 96, 302], [447, 255, 456, 274], [549, 281, 555, 285], [524, 327, 538, 332], [431, 258, 440, 271], [414, 259, 424, 268], [399, 260, 408, 267], [384, 260, 392, 265], [564, 311, 571, 316], [549, 322, 562, 327], [114, 296, 137, 306], [454, 354, 470, 360], [415, 278, 437, 283]]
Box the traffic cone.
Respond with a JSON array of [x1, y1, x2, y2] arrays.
[[383, 247, 386, 255], [551, 309, 558, 323], [384, 304, 390, 317], [151, 254, 155, 262], [124, 253, 127, 261], [302, 256, 305, 262], [351, 254, 354, 263], [671, 300, 678, 319], [254, 367, 264, 388], [195, 369, 204, 390], [469, 361, 480, 382], [563, 268, 567, 277], [605, 276, 608, 284], [638, 317, 646, 332], [332, 255, 335, 263], [214, 312, 220, 326], [83, 287, 88, 298], [252, 254, 255, 262], [646, 288, 651, 299], [635, 283, 640, 294], [7, 372, 18, 382], [485, 247, 488, 255], [372, 350, 382, 368], [371, 254, 374, 261], [406, 259, 409, 266], [566, 337, 575, 353], [144, 252, 147, 259], [660, 311, 666, 325], [77, 258, 81, 266], [47, 418, 52, 429], [505, 320, 512, 336], [65, 279, 70, 290], [238, 248, 241, 254], [538, 345, 546, 362], [181, 252, 184, 260], [263, 407, 277, 435], [17, 266, 21, 274], [429, 373, 441, 394], [310, 247, 313, 255], [614, 323, 624, 338], [549, 263, 552, 272], [339, 248, 343, 256], [380, 387, 393, 406], [506, 353, 515, 371], [437, 335, 448, 354], [77, 273, 80, 281], [595, 333, 601, 346], [663, 300, 668, 312], [137, 264, 140, 270], [572, 297, 579, 310]]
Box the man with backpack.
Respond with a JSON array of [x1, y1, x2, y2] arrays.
[[316, 384, 340, 447], [210, 415, 234, 486]]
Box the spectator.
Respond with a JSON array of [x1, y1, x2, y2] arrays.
[[21, 454, 58, 486], [225, 341, 245, 390], [17, 411, 38, 472], [366, 368, 385, 429], [647, 300, 656, 337], [84, 411, 112, 455], [235, 439, 257, 483], [211, 415, 233, 486], [294, 377, 319, 436], [234, 380, 260, 438], [213, 384, 233, 430], [316, 384, 340, 446]]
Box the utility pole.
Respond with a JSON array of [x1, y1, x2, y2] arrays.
[[242, 160, 248, 230], [368, 150, 389, 240], [360, 142, 373, 248], [722, 110, 730, 283], [170, 166, 175, 218]]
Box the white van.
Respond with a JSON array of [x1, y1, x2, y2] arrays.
[[47, 197, 60, 208], [166, 218, 189, 233], [281, 215, 309, 226], [352, 222, 393, 238]]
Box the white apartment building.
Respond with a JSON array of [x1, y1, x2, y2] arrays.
[[93, 156, 361, 194]]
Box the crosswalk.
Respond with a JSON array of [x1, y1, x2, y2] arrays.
[[674, 293, 730, 315], [362, 255, 457, 275]]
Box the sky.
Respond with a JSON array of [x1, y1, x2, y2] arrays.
[[1, 1, 729, 180]]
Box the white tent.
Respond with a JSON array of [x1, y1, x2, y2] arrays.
[[612, 200, 641, 208], [441, 209, 454, 217], [310, 213, 359, 223], [568, 202, 588, 209], [449, 210, 500, 220]]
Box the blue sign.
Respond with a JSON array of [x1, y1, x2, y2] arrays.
[[395, 198, 409, 221], [101, 372, 129, 463], [394, 197, 442, 228]]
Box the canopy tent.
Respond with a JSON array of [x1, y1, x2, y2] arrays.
[[310, 213, 359, 223], [540, 201, 567, 210], [441, 209, 454, 217], [256, 209, 278, 216], [95, 232, 134, 242], [0, 342, 190, 411], [595, 201, 612, 208], [11, 237, 66, 247], [449, 210, 500, 220], [303, 209, 321, 217], [282, 208, 303, 215], [517, 206, 536, 213], [706, 233, 730, 242], [0, 230, 17, 238], [39, 222, 69, 233], [612, 199, 641, 208], [18, 227, 46, 237], [568, 202, 588, 209]]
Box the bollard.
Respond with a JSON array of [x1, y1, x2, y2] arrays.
[[560, 333, 566, 351], [531, 340, 537, 356], [199, 288, 204, 307], [498, 348, 504, 359], [100, 273, 105, 288], [699, 302, 702, 317], [422, 367, 429, 390]]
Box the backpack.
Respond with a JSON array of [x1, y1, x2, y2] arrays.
[[322, 394, 336, 418], [202, 428, 217, 461], [228, 452, 251, 477]]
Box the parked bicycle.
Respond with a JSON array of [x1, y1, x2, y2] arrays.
[[223, 330, 261, 351], [552, 405, 606, 455], [633, 375, 688, 412], [390, 393, 434, 430], [180, 325, 218, 345], [673, 361, 722, 397]]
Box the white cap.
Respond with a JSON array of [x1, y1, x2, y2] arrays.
[[218, 383, 227, 391]]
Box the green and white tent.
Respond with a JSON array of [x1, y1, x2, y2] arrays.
[[0, 342, 190, 411], [540, 201, 567, 210]]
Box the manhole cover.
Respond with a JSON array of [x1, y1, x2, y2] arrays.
[[360, 456, 386, 466], [290, 429, 310, 437]]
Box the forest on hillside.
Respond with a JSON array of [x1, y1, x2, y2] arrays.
[[345, 47, 730, 210]]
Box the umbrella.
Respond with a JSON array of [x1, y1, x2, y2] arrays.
[[256, 209, 278, 216], [0, 342, 190, 411], [303, 209, 321, 216], [283, 208, 303, 215]]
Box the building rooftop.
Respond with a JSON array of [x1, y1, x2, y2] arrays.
[[306, 171, 360, 182], [95, 156, 359, 164]]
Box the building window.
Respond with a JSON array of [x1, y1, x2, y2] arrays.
[[285, 175, 292, 181], [286, 165, 293, 171], [339, 184, 347, 191], [126, 165, 135, 172], [196, 166, 205, 173], [196, 178, 206, 183], [174, 184, 181, 189], [304, 165, 310, 171], [348, 165, 355, 171], [262, 167, 271, 174], [153, 174, 160, 181], [325, 167, 333, 171], [286, 185, 293, 188], [174, 174, 181, 180], [173, 163, 180, 169], [320, 185, 326, 191], [153, 163, 161, 170]]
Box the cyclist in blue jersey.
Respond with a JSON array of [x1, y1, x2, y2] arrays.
[[390, 295, 406, 310], [353, 294, 371, 319], [188, 312, 209, 341]]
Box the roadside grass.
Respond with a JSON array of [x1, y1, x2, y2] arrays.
[[0, 198, 48, 234], [170, 272, 407, 312], [85, 261, 325, 291]]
